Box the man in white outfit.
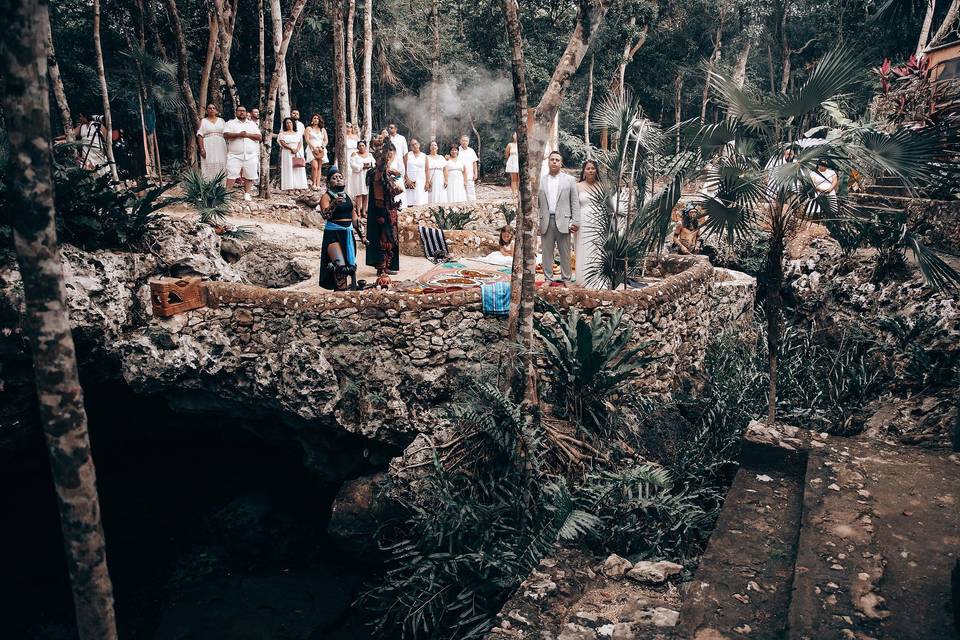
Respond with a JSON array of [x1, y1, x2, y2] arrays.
[[537, 151, 580, 285], [387, 123, 408, 208], [291, 108, 314, 165], [459, 135, 479, 202], [223, 105, 262, 201]]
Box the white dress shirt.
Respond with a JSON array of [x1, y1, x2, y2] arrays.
[[224, 119, 260, 158], [545, 172, 562, 214], [459, 145, 478, 180]]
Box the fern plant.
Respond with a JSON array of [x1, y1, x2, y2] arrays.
[[180, 169, 234, 227]]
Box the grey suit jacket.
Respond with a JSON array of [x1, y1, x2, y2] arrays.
[[538, 172, 581, 235]]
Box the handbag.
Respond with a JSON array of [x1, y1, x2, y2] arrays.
[[292, 155, 306, 168]]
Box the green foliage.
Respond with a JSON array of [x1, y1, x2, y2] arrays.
[[496, 203, 516, 227], [180, 169, 234, 227], [432, 206, 473, 230], [535, 300, 658, 435], [51, 146, 176, 250]]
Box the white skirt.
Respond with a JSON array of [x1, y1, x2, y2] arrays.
[[505, 153, 519, 174]]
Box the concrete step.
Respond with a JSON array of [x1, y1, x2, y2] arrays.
[[673, 449, 805, 639]]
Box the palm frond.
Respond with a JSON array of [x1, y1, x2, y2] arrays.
[[902, 234, 960, 291], [770, 47, 864, 122]]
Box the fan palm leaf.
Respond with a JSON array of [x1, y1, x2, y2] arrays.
[[769, 47, 864, 122]]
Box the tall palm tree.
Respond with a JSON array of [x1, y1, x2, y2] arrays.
[[630, 47, 960, 425]]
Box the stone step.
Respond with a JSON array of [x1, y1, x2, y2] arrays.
[[672, 448, 805, 639], [744, 422, 960, 640]]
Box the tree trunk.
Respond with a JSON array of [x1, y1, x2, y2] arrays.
[[164, 0, 201, 164], [199, 10, 219, 109], [362, 0, 373, 140], [674, 71, 683, 154], [778, 0, 790, 95], [259, 0, 266, 108], [329, 0, 348, 169], [430, 0, 440, 140], [1, 1, 118, 636], [44, 11, 73, 141], [766, 43, 776, 93], [214, 0, 241, 110], [603, 20, 647, 147], [765, 227, 785, 425], [270, 0, 292, 119], [260, 0, 311, 198], [929, 0, 960, 48], [583, 55, 593, 154], [916, 0, 937, 56], [732, 37, 752, 88], [701, 13, 724, 122], [92, 0, 119, 180], [346, 0, 358, 124], [502, 0, 536, 406]]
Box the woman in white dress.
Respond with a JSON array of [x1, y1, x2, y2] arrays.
[[343, 123, 360, 189], [425, 141, 448, 204], [445, 145, 468, 203], [504, 131, 519, 197], [279, 117, 308, 191], [305, 114, 329, 189], [575, 160, 604, 288], [348, 139, 375, 219], [404, 139, 428, 206], [196, 103, 227, 181]]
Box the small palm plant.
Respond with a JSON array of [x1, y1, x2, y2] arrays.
[[432, 205, 473, 230], [629, 47, 960, 424], [180, 169, 233, 227]]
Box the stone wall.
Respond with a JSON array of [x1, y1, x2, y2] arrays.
[[116, 256, 754, 452], [905, 197, 960, 254]]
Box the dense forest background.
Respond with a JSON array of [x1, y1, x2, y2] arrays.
[[43, 0, 955, 174]]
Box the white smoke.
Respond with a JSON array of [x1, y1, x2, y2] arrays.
[[388, 67, 514, 148]]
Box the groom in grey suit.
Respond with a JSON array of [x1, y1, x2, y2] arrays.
[[538, 151, 581, 285]]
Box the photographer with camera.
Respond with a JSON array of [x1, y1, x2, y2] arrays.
[[72, 113, 108, 176]]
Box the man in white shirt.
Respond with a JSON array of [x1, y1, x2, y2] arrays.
[[459, 135, 479, 202], [808, 158, 839, 217], [387, 123, 408, 208], [537, 151, 580, 285], [291, 108, 314, 165], [223, 105, 263, 201]]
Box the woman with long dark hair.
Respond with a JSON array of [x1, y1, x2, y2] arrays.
[[305, 114, 328, 189], [366, 145, 402, 275], [318, 166, 359, 290], [575, 159, 603, 288], [279, 117, 308, 191]]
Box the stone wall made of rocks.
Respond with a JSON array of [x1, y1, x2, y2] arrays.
[[116, 255, 755, 450], [906, 197, 960, 254]]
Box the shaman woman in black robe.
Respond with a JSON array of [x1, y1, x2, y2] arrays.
[[319, 166, 360, 290], [365, 145, 402, 274]]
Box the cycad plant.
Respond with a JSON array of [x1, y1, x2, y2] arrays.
[[630, 47, 959, 425], [180, 169, 233, 227]]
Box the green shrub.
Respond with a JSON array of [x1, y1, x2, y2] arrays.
[[180, 168, 233, 227], [433, 206, 473, 230]]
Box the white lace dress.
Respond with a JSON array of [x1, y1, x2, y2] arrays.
[[446, 157, 467, 203], [197, 117, 227, 180], [348, 152, 374, 196], [427, 155, 448, 204], [575, 184, 604, 288], [279, 131, 308, 190], [505, 142, 519, 174], [405, 151, 428, 206]]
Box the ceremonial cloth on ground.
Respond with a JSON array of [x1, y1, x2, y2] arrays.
[[481, 281, 511, 315]]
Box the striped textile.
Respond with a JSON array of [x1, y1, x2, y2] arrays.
[[419, 225, 451, 262], [481, 281, 511, 315]]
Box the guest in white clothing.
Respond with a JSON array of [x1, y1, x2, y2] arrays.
[[387, 126, 407, 208], [425, 141, 448, 204], [404, 139, 428, 206], [387, 123, 408, 159], [305, 114, 328, 189], [223, 105, 262, 201], [278, 117, 308, 191], [291, 109, 314, 168], [348, 139, 375, 219], [575, 160, 604, 288], [458, 135, 479, 202], [445, 145, 468, 203], [344, 123, 360, 192], [196, 103, 227, 181], [505, 131, 519, 197]]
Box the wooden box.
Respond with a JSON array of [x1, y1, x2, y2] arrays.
[[150, 277, 207, 318]]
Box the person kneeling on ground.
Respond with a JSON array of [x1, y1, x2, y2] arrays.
[[672, 204, 702, 255], [319, 166, 360, 291]]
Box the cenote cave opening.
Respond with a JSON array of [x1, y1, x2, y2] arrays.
[[0, 381, 397, 640]]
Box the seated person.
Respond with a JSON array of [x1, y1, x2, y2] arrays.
[[672, 204, 701, 255], [480, 225, 516, 266]]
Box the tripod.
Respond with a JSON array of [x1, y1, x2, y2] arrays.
[[79, 120, 108, 172]]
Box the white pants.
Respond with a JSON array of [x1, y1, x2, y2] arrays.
[[226, 154, 259, 181], [465, 179, 477, 202]]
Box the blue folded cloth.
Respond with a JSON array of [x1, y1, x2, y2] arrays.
[[481, 281, 511, 315]]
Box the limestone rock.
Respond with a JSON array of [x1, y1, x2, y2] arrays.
[[328, 472, 389, 540], [558, 623, 597, 640], [625, 560, 683, 584], [600, 554, 633, 579]]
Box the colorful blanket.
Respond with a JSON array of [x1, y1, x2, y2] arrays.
[[481, 281, 511, 315], [415, 262, 511, 293]]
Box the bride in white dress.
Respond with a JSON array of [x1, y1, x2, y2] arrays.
[[404, 139, 428, 206], [425, 141, 448, 204], [445, 145, 468, 203], [575, 160, 604, 288], [196, 104, 227, 180]]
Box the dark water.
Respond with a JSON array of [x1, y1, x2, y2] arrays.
[[0, 384, 387, 640]]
